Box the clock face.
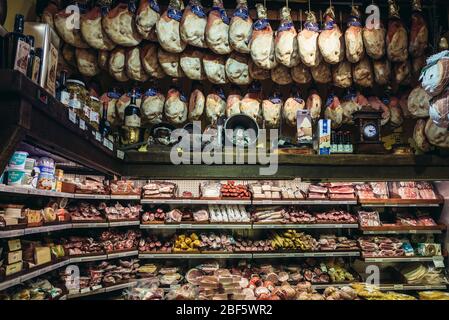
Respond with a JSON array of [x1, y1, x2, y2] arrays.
[[363, 123, 378, 139]]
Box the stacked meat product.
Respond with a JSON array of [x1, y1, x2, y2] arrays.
[[250, 182, 282, 199], [105, 203, 142, 221], [138, 235, 173, 253], [307, 184, 328, 200], [100, 230, 140, 253], [208, 205, 250, 223], [358, 210, 382, 227], [63, 236, 104, 256], [356, 182, 389, 200], [142, 181, 176, 198], [74, 178, 107, 194], [357, 236, 406, 257], [220, 181, 250, 199], [314, 210, 357, 223], [141, 207, 166, 224], [68, 202, 105, 222], [324, 183, 356, 200], [110, 180, 141, 195], [280, 182, 305, 200], [318, 235, 358, 251], [234, 237, 274, 253]]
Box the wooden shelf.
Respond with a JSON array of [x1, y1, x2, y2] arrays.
[[361, 225, 446, 235]]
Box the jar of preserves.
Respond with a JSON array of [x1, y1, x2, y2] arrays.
[[89, 96, 101, 130], [66, 79, 86, 117]]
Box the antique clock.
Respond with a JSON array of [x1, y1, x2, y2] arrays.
[[353, 107, 387, 154]]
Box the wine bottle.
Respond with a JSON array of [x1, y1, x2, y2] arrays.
[[2, 14, 30, 74], [122, 89, 141, 145], [99, 101, 111, 138], [26, 35, 35, 79], [57, 70, 69, 106]]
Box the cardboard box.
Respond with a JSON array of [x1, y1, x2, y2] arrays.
[[5, 262, 22, 276], [24, 22, 60, 96], [317, 119, 332, 155], [7, 250, 22, 264], [297, 110, 313, 145], [7, 239, 21, 252], [34, 247, 51, 266]]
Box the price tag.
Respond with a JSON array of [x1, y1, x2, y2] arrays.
[[80, 288, 91, 294], [79, 119, 86, 130], [393, 284, 404, 290], [117, 150, 125, 160], [95, 132, 102, 142], [409, 230, 417, 234], [180, 224, 192, 229], [91, 285, 102, 291], [433, 256, 445, 268], [103, 139, 113, 151], [68, 110, 77, 124]]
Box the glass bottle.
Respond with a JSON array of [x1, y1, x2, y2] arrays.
[[99, 101, 111, 139], [122, 89, 141, 145], [26, 35, 35, 79], [3, 14, 30, 74], [57, 70, 69, 106]]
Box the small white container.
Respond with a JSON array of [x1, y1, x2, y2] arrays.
[[8, 151, 29, 170]]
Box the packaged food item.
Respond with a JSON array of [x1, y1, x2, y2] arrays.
[[89, 96, 101, 130], [8, 151, 29, 170], [316, 119, 331, 155], [358, 211, 381, 227], [200, 181, 221, 198], [417, 243, 442, 256], [6, 169, 26, 186], [66, 79, 87, 114], [297, 110, 313, 145]]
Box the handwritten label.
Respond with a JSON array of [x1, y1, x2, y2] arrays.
[[117, 150, 125, 160], [95, 132, 102, 142]]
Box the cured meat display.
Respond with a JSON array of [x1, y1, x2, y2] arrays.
[[344, 6, 364, 64], [205, 0, 231, 55], [142, 181, 176, 198], [275, 7, 300, 68], [250, 3, 277, 70], [409, 0, 428, 58], [229, 0, 252, 54], [318, 6, 344, 65], [156, 0, 186, 53], [297, 11, 321, 67], [180, 0, 207, 48], [358, 236, 409, 258], [386, 0, 408, 63]]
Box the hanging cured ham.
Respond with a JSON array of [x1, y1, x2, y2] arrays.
[[226, 86, 242, 118], [156, 0, 186, 53], [318, 6, 345, 65], [206, 0, 231, 55], [225, 52, 252, 85], [408, 86, 431, 118], [420, 52, 449, 97], [141, 86, 166, 125], [341, 89, 362, 124], [229, 0, 253, 54], [54, 8, 89, 48], [102, 2, 142, 47], [76, 48, 100, 77], [394, 60, 411, 86], [80, 6, 115, 51], [126, 47, 149, 82], [180, 0, 207, 48], [109, 48, 129, 82], [180, 49, 206, 80], [262, 90, 283, 128], [297, 11, 321, 68], [275, 6, 300, 68], [363, 15, 386, 59], [141, 43, 166, 79], [373, 59, 391, 86], [368, 96, 391, 126], [409, 0, 428, 58], [425, 118, 449, 148], [414, 119, 431, 152], [249, 60, 271, 80], [206, 86, 227, 124], [291, 63, 312, 84], [306, 89, 322, 121], [429, 91, 449, 129], [165, 85, 188, 125], [271, 64, 293, 85], [240, 82, 262, 121], [311, 60, 332, 84], [203, 54, 228, 84], [324, 94, 343, 128], [344, 6, 364, 63], [353, 55, 374, 88], [283, 86, 306, 127], [332, 61, 353, 88], [386, 0, 408, 62], [388, 96, 404, 128], [136, 0, 161, 40], [250, 3, 277, 70], [158, 48, 184, 78], [188, 82, 206, 121]]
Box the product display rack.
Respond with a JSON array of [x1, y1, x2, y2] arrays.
[[0, 0, 449, 302]]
